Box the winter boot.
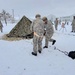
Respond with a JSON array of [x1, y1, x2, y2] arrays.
[[43, 46, 48, 48], [32, 52, 37, 56], [52, 40, 56, 45], [38, 50, 41, 53]]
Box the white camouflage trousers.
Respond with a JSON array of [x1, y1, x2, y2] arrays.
[[45, 33, 54, 47], [33, 35, 43, 53]]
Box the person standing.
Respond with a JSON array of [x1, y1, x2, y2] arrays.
[[42, 17, 56, 48], [71, 16, 75, 32], [30, 14, 44, 56], [0, 20, 3, 32], [54, 18, 58, 30]]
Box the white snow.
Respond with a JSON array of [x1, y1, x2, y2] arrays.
[[0, 22, 75, 75]]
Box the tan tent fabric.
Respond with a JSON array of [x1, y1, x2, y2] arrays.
[[7, 16, 33, 38]]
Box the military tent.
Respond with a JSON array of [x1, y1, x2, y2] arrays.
[[7, 15, 33, 38]]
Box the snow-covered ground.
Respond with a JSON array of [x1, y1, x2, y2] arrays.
[[0, 22, 75, 75]]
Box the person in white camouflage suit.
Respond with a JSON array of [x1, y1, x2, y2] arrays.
[[30, 14, 44, 56], [54, 18, 58, 30], [0, 20, 3, 33], [71, 16, 75, 32], [42, 17, 56, 48]]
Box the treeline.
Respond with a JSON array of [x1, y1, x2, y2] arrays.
[[0, 10, 15, 25]]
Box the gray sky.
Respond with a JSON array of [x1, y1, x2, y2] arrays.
[[0, 0, 75, 18]]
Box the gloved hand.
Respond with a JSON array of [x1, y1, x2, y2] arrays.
[[39, 36, 43, 40], [44, 30, 46, 35]]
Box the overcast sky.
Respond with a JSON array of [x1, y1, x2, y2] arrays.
[[0, 0, 75, 18]]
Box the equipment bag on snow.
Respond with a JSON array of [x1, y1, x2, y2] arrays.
[[68, 51, 75, 59]]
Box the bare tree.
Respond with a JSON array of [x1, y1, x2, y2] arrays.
[[11, 9, 15, 23], [0, 9, 16, 24], [2, 10, 7, 25]]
